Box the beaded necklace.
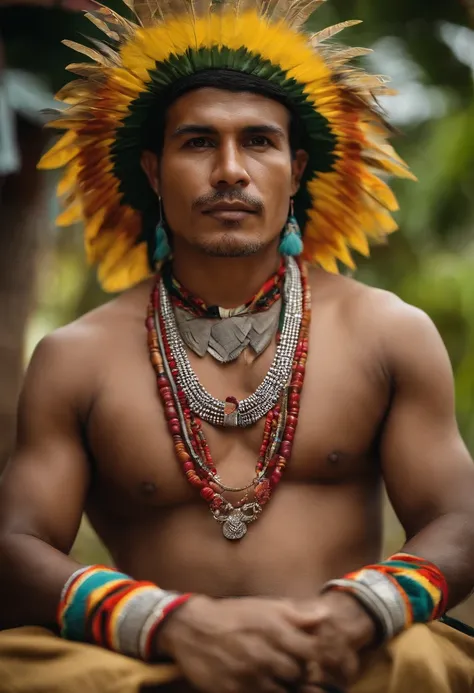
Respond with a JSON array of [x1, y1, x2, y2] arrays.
[[146, 260, 311, 540], [159, 257, 303, 427], [163, 259, 286, 318], [164, 260, 286, 363]]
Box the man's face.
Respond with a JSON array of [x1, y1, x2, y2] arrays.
[[142, 88, 307, 258]]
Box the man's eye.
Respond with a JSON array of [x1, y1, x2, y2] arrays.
[[248, 136, 271, 147], [185, 137, 213, 148]]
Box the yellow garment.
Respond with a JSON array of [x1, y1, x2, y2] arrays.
[[0, 623, 473, 693]]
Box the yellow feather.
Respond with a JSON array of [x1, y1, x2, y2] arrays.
[[92, 4, 137, 35], [346, 227, 370, 255], [359, 171, 399, 211], [37, 131, 79, 169], [84, 208, 107, 250], [310, 20, 362, 45], [274, 0, 320, 21], [62, 40, 112, 66], [56, 200, 83, 226], [99, 242, 150, 293], [57, 162, 81, 197], [333, 239, 355, 268], [364, 155, 417, 181], [121, 0, 140, 22], [315, 251, 339, 274], [55, 80, 95, 104], [87, 38, 122, 65], [108, 69, 144, 93], [66, 62, 110, 78], [132, 0, 157, 26], [84, 12, 121, 41], [320, 45, 373, 68], [285, 0, 326, 28], [44, 119, 89, 130], [371, 209, 399, 234]]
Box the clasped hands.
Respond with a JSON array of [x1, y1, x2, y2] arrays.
[[158, 591, 377, 693]]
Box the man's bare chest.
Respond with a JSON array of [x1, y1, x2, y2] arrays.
[[85, 323, 390, 519]]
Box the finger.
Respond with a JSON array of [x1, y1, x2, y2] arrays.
[[271, 624, 317, 661], [281, 602, 326, 631], [267, 651, 305, 683], [320, 649, 359, 686], [305, 657, 346, 692], [300, 685, 345, 693], [258, 679, 289, 693], [249, 641, 304, 684], [314, 629, 359, 686]]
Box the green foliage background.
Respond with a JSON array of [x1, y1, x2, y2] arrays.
[[3, 0, 473, 616]]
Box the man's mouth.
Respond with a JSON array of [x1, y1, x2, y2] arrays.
[[202, 202, 257, 222]]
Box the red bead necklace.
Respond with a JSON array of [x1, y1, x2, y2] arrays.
[[146, 260, 311, 538]]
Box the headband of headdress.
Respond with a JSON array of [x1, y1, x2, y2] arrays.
[[38, 0, 416, 292]]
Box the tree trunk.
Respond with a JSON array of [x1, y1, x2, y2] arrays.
[[0, 117, 49, 471]]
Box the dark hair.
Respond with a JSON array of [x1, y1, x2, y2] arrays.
[[146, 68, 303, 156]]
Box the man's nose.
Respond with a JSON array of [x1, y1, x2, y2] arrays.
[[210, 140, 251, 188]]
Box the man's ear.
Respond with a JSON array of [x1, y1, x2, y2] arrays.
[[290, 150, 309, 196], [141, 150, 160, 197]]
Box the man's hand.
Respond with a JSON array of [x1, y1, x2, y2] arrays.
[[157, 595, 318, 693], [298, 591, 378, 693]]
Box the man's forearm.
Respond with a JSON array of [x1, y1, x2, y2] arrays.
[[402, 511, 474, 609], [0, 532, 81, 629]]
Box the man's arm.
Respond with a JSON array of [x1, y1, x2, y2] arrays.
[[0, 330, 91, 629], [297, 297, 474, 693], [0, 327, 320, 693], [380, 300, 474, 607]]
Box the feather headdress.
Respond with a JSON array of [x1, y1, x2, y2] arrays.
[[38, 0, 416, 292]]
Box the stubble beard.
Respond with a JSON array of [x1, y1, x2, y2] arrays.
[[194, 224, 267, 258], [198, 236, 266, 257]]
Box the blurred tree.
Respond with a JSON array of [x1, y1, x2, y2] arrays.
[[0, 119, 49, 469], [0, 0, 97, 470]]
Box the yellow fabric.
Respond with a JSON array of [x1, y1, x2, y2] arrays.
[[0, 622, 473, 693]]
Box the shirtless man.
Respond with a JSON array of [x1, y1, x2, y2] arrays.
[[0, 2, 474, 693]]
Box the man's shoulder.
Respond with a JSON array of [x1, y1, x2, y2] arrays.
[[38, 276, 153, 354], [308, 266, 432, 329], [34, 301, 118, 363], [307, 267, 443, 374], [26, 277, 154, 399]]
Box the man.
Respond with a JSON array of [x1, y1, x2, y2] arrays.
[[0, 1, 474, 692]]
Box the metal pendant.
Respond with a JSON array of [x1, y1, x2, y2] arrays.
[[158, 257, 303, 428], [222, 513, 248, 540], [223, 396, 239, 427], [214, 503, 262, 541]]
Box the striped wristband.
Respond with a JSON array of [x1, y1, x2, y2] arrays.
[[322, 552, 448, 642], [58, 565, 192, 660]]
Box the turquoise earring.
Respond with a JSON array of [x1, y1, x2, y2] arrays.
[[279, 199, 303, 256], [153, 196, 171, 264]]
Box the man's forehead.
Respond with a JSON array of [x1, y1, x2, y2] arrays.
[[165, 87, 291, 132]]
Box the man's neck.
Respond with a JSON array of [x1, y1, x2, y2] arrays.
[[170, 242, 282, 309]]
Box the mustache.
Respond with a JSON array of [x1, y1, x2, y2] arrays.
[[192, 190, 264, 214]]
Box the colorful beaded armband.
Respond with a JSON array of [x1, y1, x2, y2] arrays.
[[58, 565, 192, 661], [322, 553, 449, 641]]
